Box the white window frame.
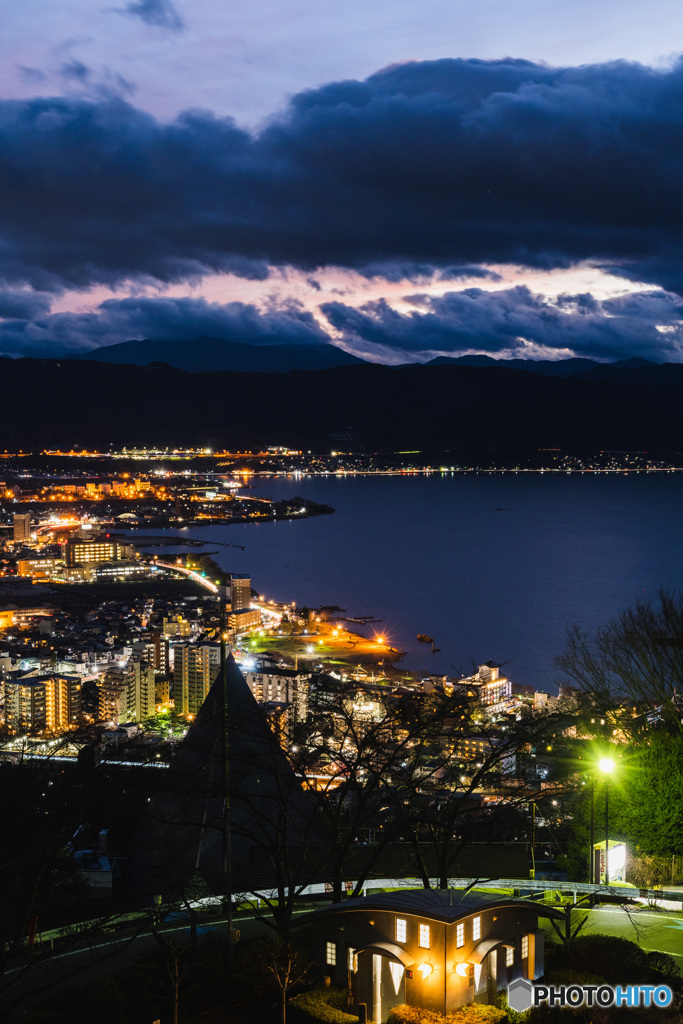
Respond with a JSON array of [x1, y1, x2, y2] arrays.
[[396, 918, 407, 943], [456, 922, 464, 948], [472, 916, 481, 940], [419, 923, 430, 949], [506, 945, 514, 967], [521, 934, 529, 959], [326, 941, 337, 966]]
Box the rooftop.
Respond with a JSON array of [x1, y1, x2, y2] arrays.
[[311, 887, 565, 924]]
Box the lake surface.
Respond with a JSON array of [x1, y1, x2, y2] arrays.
[[143, 473, 683, 691]]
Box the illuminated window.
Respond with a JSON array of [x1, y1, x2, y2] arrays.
[[506, 946, 514, 967], [396, 918, 407, 943], [456, 923, 464, 948], [347, 948, 356, 972], [419, 924, 430, 949], [521, 935, 529, 959], [472, 916, 481, 940], [326, 941, 337, 965]]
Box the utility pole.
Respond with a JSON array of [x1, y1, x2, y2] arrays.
[[219, 588, 233, 972], [589, 778, 595, 884]]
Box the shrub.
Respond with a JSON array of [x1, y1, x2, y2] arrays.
[[646, 950, 681, 980], [290, 985, 358, 1023], [387, 1004, 506, 1024], [561, 934, 648, 984]]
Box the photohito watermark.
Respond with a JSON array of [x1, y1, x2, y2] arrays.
[[507, 977, 674, 1013]]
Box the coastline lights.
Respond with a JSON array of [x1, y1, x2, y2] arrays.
[[418, 962, 434, 979]]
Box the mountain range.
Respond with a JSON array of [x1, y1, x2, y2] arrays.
[[65, 336, 665, 379], [4, 355, 683, 456], [69, 336, 364, 373]]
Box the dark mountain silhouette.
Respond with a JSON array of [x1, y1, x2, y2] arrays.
[[68, 336, 365, 373], [424, 355, 601, 376], [4, 356, 683, 456]]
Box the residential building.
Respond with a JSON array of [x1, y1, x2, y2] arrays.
[[243, 666, 309, 724], [173, 643, 221, 716], [230, 573, 251, 611], [13, 513, 31, 545], [228, 607, 261, 633], [163, 615, 192, 638], [124, 658, 156, 722], [4, 673, 81, 734]]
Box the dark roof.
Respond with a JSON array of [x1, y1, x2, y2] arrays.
[[128, 652, 323, 901], [308, 887, 565, 924]]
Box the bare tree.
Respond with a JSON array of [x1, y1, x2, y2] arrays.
[[555, 589, 683, 737], [256, 935, 312, 1024]]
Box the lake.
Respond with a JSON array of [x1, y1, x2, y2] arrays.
[[140, 473, 683, 691]]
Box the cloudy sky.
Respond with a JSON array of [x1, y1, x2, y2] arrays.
[[3, 0, 683, 363]]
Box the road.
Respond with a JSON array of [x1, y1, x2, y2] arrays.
[[0, 907, 284, 1016]]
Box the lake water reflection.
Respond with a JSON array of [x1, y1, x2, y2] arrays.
[[146, 473, 683, 691]]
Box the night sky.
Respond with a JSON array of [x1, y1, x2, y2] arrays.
[[4, 0, 683, 363]]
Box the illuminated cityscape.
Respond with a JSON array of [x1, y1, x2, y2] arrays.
[[4, 0, 683, 1015]]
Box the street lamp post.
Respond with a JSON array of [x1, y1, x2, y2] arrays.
[[589, 778, 595, 884], [597, 757, 614, 885]]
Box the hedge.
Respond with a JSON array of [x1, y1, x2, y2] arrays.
[[290, 985, 359, 1023], [387, 1004, 506, 1024]]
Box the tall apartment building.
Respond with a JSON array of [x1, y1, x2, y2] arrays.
[[230, 574, 251, 611], [124, 658, 156, 723], [13, 513, 31, 545], [242, 667, 309, 724], [4, 673, 81, 734], [98, 672, 126, 723], [173, 643, 221, 716], [98, 658, 156, 724]]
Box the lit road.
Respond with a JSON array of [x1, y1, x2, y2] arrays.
[[154, 559, 219, 593]]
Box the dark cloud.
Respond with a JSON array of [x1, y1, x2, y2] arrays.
[[0, 295, 330, 357], [320, 286, 683, 362], [0, 290, 52, 320], [120, 0, 184, 31], [3, 57, 683, 294]]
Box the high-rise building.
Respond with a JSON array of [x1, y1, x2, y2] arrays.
[[4, 674, 81, 734], [13, 513, 31, 545], [173, 643, 221, 716], [124, 658, 156, 723], [243, 666, 309, 724], [98, 669, 127, 723], [230, 574, 251, 611], [99, 657, 156, 724]]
